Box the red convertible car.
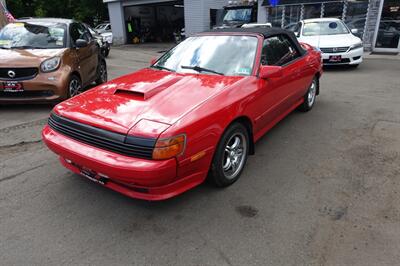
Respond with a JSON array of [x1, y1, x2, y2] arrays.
[[42, 28, 322, 200]]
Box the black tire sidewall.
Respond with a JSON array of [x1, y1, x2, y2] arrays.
[[96, 60, 107, 84], [210, 123, 249, 187]]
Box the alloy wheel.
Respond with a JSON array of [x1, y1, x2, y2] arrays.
[[69, 79, 82, 97], [308, 79, 317, 107], [222, 132, 247, 180]]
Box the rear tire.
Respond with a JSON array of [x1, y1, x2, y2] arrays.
[[209, 123, 249, 187], [95, 60, 107, 85], [298, 77, 318, 112]]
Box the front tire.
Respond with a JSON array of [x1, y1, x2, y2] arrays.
[[298, 77, 318, 112], [209, 123, 249, 187], [67, 75, 83, 98]]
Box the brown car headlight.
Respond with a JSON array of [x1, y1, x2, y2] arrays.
[[41, 57, 61, 72]]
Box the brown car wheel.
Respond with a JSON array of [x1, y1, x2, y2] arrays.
[[96, 60, 107, 85], [67, 75, 83, 98]]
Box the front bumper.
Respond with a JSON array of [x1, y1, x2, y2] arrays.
[[42, 125, 205, 200], [322, 47, 363, 65], [0, 68, 69, 103]]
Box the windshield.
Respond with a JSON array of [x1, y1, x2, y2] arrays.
[[95, 24, 107, 30], [153, 35, 258, 76], [0, 22, 66, 49], [223, 8, 252, 23], [88, 27, 96, 36], [303, 21, 350, 36]]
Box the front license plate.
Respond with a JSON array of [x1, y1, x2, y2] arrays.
[[3, 81, 24, 92], [80, 168, 105, 185], [329, 55, 342, 62]]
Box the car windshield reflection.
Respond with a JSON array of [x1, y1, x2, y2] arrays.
[[153, 35, 258, 76]]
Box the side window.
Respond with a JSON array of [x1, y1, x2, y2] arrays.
[[77, 23, 92, 42], [261, 35, 300, 66], [70, 24, 80, 44], [293, 22, 301, 34], [70, 23, 91, 45]]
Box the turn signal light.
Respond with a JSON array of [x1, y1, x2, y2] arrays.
[[152, 135, 186, 160]]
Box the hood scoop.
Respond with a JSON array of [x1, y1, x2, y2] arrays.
[[114, 90, 145, 100], [114, 75, 182, 100]]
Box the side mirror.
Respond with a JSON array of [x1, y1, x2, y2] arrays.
[[150, 57, 158, 65], [259, 65, 283, 79], [351, 28, 358, 34], [75, 39, 88, 48]]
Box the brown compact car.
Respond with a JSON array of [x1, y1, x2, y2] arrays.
[[0, 18, 107, 103]]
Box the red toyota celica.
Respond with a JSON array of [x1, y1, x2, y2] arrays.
[[42, 28, 322, 200]]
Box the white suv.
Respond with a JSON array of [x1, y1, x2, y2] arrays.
[[288, 18, 363, 67]]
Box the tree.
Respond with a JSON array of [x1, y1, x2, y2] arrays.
[[7, 0, 108, 25]]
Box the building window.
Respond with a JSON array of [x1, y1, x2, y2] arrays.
[[303, 3, 322, 19], [345, 0, 369, 39]]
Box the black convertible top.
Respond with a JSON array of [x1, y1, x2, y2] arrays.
[[203, 27, 306, 55]]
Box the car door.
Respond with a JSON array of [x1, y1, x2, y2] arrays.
[[253, 35, 302, 132], [277, 34, 314, 104], [70, 23, 98, 85]]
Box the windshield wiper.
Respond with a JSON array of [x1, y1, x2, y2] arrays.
[[181, 65, 224, 76], [11, 45, 43, 49], [0, 46, 10, 49], [151, 65, 175, 72]]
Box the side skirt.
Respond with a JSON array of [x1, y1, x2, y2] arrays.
[[253, 98, 304, 142]]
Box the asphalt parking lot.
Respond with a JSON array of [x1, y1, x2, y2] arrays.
[[1, 46, 400, 265]]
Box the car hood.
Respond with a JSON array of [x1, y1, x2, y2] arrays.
[[0, 48, 66, 67], [299, 34, 361, 48], [54, 68, 245, 135]]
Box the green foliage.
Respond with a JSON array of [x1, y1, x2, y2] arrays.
[[7, 0, 108, 25]]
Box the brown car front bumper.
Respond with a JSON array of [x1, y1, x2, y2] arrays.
[[0, 68, 70, 103]]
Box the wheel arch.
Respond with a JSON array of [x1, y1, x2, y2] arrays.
[[315, 72, 321, 95], [70, 71, 82, 81], [226, 116, 255, 155]]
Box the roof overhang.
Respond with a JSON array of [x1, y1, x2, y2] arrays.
[[262, 0, 343, 6]]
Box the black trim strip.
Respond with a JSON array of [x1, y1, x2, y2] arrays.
[[48, 112, 156, 159]]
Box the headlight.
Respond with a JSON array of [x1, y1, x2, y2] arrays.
[[41, 57, 61, 72], [152, 134, 186, 160], [102, 34, 113, 43], [350, 42, 363, 51]]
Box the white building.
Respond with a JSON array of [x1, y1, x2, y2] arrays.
[[104, 0, 400, 53]]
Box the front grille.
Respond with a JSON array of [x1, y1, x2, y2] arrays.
[[323, 58, 351, 64], [0, 90, 54, 98], [0, 67, 38, 80], [320, 47, 349, 53], [48, 113, 156, 159]]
